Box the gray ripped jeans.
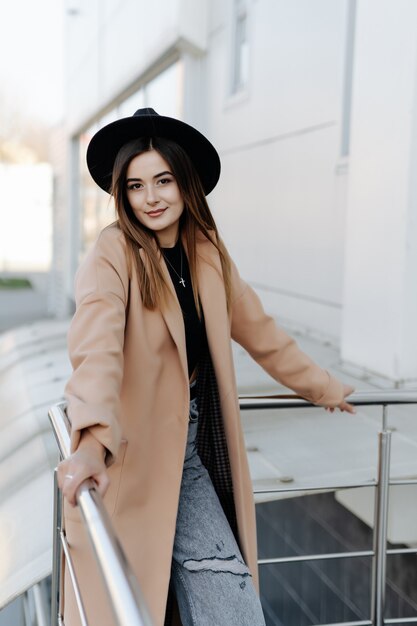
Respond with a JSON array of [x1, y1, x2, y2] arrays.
[[170, 392, 266, 626]]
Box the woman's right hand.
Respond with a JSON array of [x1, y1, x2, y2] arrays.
[[57, 448, 110, 507]]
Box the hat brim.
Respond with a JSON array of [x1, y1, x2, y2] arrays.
[[86, 113, 221, 195]]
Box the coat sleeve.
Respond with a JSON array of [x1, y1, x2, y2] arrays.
[[64, 228, 129, 465], [229, 259, 345, 406]]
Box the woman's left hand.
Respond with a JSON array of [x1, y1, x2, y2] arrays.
[[326, 384, 356, 414]]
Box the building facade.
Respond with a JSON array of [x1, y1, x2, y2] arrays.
[[50, 1, 417, 623], [56, 0, 417, 386]]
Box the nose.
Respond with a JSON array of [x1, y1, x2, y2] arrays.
[[146, 185, 159, 206]]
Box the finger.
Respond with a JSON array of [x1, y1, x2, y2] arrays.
[[58, 460, 77, 494], [94, 472, 110, 498], [340, 402, 356, 414], [62, 471, 90, 507], [64, 470, 109, 505], [57, 462, 73, 490], [62, 474, 80, 507]]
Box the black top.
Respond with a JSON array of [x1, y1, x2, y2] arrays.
[[162, 239, 208, 380]]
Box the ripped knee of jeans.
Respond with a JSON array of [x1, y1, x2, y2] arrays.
[[182, 555, 251, 577]]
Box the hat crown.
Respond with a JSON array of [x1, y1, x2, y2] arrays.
[[133, 107, 158, 117], [87, 106, 220, 195]]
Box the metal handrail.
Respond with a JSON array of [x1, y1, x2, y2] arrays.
[[48, 403, 153, 626], [239, 389, 417, 409], [48, 390, 417, 626], [244, 390, 417, 626]]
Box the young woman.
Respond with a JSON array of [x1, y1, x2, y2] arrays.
[[58, 108, 355, 626]]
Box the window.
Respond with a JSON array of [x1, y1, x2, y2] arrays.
[[118, 88, 145, 119], [78, 121, 114, 259], [231, 0, 249, 95], [144, 62, 183, 118], [341, 0, 357, 157]]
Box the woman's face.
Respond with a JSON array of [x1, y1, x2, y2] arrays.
[[126, 149, 184, 247]]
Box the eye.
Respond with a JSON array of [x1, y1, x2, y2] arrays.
[[157, 177, 172, 185], [127, 182, 143, 191]]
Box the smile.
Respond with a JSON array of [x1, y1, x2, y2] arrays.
[[146, 208, 167, 217]]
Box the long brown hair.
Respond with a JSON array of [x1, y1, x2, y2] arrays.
[[111, 136, 232, 314]]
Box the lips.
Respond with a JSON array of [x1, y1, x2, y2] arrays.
[[146, 208, 167, 217]]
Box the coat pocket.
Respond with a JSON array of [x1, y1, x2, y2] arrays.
[[103, 438, 128, 516]]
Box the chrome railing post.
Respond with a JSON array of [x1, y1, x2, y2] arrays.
[[22, 582, 49, 626], [31, 582, 49, 626], [371, 405, 392, 626], [51, 468, 63, 626], [23, 590, 31, 626], [242, 392, 417, 626]]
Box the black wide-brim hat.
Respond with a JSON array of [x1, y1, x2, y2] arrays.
[[86, 107, 221, 195]]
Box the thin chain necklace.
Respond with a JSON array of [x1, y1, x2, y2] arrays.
[[162, 243, 186, 287]]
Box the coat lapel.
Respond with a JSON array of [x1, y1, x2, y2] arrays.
[[139, 247, 188, 382], [195, 238, 235, 401], [139, 234, 233, 390]]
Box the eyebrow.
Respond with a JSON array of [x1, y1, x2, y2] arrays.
[[126, 170, 173, 183]]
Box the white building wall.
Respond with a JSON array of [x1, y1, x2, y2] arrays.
[[341, 0, 417, 382], [49, 125, 72, 318], [0, 164, 52, 271], [206, 0, 350, 341], [62, 0, 351, 342], [65, 0, 208, 133], [60, 0, 417, 382]]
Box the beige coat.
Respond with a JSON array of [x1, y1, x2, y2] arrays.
[[63, 224, 344, 626]]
